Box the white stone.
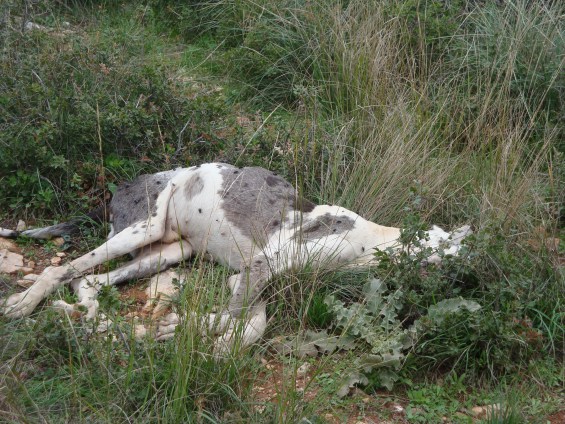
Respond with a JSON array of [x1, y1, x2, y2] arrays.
[[297, 362, 310, 377], [0, 249, 33, 274], [0, 237, 18, 251]]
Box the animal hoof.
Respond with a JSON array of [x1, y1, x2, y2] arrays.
[[155, 312, 180, 341], [52, 299, 99, 320], [213, 338, 232, 359]]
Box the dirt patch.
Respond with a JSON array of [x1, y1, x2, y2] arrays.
[[251, 355, 406, 423], [549, 409, 565, 424]]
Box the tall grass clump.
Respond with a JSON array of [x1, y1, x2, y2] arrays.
[[303, 0, 563, 229], [183, 0, 563, 227], [191, 0, 558, 223]]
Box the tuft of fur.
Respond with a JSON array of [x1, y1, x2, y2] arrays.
[[2, 207, 109, 240]]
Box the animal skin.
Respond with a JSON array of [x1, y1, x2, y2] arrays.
[[0, 163, 471, 354]]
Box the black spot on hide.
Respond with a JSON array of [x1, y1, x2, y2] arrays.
[[184, 174, 204, 199]]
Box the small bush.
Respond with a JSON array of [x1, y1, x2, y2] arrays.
[[0, 3, 232, 219], [321, 200, 562, 389]]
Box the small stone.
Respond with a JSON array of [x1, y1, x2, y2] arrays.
[[0, 237, 18, 251], [260, 358, 268, 366], [0, 249, 32, 274], [51, 256, 62, 266], [470, 406, 483, 416], [24, 22, 44, 31], [16, 220, 26, 231], [56, 252, 66, 257], [391, 403, 404, 413], [22, 267, 35, 275], [27, 260, 36, 268], [470, 404, 500, 418], [52, 237, 65, 247], [297, 362, 310, 377]]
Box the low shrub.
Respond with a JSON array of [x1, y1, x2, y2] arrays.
[[322, 202, 562, 390], [0, 3, 234, 219]]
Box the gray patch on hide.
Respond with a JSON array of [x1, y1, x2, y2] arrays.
[[294, 213, 355, 241], [184, 174, 204, 199], [219, 165, 315, 246], [110, 170, 177, 233]]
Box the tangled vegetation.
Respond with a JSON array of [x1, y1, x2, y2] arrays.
[[0, 0, 563, 422]]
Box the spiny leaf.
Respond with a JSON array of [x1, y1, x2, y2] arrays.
[[336, 372, 369, 399], [427, 298, 482, 326]]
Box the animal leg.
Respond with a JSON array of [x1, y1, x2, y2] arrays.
[[199, 254, 278, 355], [213, 302, 267, 357], [153, 266, 270, 344], [154, 310, 233, 341], [227, 254, 273, 319], [153, 302, 267, 358], [154, 274, 236, 341], [1, 182, 176, 318], [52, 240, 193, 319], [141, 268, 184, 318]]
